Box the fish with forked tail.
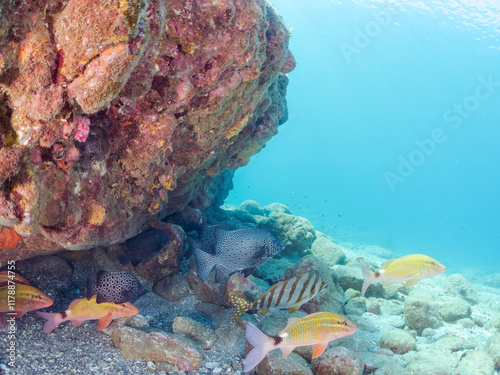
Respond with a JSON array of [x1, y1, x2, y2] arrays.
[[36, 295, 139, 333], [229, 272, 328, 322], [193, 227, 284, 283], [87, 270, 144, 304], [361, 254, 446, 296], [244, 312, 357, 372]]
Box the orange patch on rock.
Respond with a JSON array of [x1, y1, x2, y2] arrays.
[[0, 227, 22, 249]]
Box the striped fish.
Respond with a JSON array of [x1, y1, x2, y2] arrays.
[[244, 312, 357, 372], [229, 272, 328, 323]]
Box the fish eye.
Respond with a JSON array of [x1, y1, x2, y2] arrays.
[[343, 321, 348, 327], [37, 295, 43, 300], [431, 262, 435, 265]]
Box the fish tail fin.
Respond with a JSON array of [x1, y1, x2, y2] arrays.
[[229, 294, 252, 323], [361, 264, 375, 296], [36, 311, 64, 333], [244, 322, 272, 372], [193, 247, 216, 282]]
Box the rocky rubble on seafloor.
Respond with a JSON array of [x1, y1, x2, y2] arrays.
[[1, 200, 499, 375], [0, 0, 295, 262]]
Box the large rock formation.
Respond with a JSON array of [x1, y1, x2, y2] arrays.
[[0, 0, 295, 262]]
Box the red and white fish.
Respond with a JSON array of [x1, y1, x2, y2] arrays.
[[0, 284, 53, 317], [36, 295, 139, 333], [229, 272, 328, 322], [244, 312, 357, 372], [361, 254, 446, 296]]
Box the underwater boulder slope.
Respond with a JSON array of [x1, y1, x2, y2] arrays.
[[0, 0, 295, 262]]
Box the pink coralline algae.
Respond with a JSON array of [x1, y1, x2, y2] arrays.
[[0, 0, 295, 262]]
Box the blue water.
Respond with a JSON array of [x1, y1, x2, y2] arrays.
[[227, 0, 500, 273]]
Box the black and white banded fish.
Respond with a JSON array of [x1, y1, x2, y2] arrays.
[[229, 272, 328, 323]]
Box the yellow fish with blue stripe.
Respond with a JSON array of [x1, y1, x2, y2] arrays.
[[244, 312, 356, 372], [361, 254, 446, 296]]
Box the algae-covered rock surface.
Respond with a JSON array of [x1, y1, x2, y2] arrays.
[[0, 0, 295, 262]]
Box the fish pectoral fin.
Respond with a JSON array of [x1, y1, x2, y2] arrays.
[[71, 319, 84, 327], [405, 279, 420, 288], [312, 342, 329, 358], [288, 306, 301, 314], [258, 308, 271, 315], [280, 346, 296, 358], [97, 312, 113, 330]]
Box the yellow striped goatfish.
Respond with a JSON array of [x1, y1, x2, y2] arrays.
[[244, 312, 356, 372], [229, 272, 327, 323], [361, 254, 446, 296], [0, 284, 53, 317]]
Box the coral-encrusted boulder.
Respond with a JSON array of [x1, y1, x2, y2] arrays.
[[0, 0, 295, 262]]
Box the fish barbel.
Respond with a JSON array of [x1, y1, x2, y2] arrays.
[[36, 295, 139, 333], [244, 312, 356, 372], [0, 284, 53, 317], [361, 254, 446, 296]]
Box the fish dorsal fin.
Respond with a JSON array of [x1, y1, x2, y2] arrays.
[[214, 227, 230, 254], [96, 270, 108, 283], [280, 346, 295, 358], [381, 259, 396, 269], [405, 279, 420, 288], [86, 278, 95, 300], [68, 297, 86, 310], [97, 312, 113, 330], [281, 317, 301, 332], [312, 342, 328, 358]]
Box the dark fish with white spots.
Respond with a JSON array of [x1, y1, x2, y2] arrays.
[[193, 228, 285, 283], [87, 270, 144, 304]]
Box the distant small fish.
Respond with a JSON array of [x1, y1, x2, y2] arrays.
[[194, 228, 284, 283], [361, 254, 446, 296], [36, 295, 139, 333], [244, 312, 356, 372], [0, 285, 53, 317], [0, 271, 30, 287], [87, 270, 144, 304], [229, 272, 328, 322]]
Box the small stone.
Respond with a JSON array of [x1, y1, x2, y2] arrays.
[[124, 314, 150, 329], [485, 333, 500, 370], [205, 362, 220, 369], [380, 329, 416, 354], [146, 361, 156, 373], [439, 298, 472, 322], [212, 368, 222, 374], [172, 316, 215, 349], [153, 273, 192, 302], [406, 350, 458, 374], [310, 234, 346, 267], [404, 295, 443, 333], [441, 274, 479, 304], [97, 360, 110, 369], [255, 351, 313, 375], [312, 347, 364, 375], [454, 350, 495, 375], [112, 326, 203, 372]]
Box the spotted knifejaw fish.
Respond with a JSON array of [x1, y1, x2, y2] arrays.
[[361, 254, 446, 296], [0, 285, 53, 317], [0, 271, 30, 287], [244, 312, 356, 372], [36, 295, 139, 333], [229, 272, 328, 322], [87, 270, 144, 304], [194, 228, 285, 283]]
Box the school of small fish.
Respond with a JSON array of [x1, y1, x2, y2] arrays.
[[0, 224, 447, 372]]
